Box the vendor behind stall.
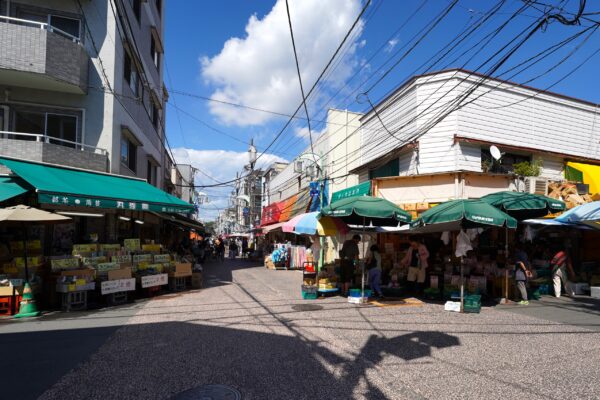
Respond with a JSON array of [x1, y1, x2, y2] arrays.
[[401, 237, 429, 294]]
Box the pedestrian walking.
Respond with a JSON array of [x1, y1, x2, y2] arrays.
[[367, 244, 384, 298], [340, 234, 360, 296], [229, 240, 238, 259], [514, 245, 531, 305], [550, 245, 575, 298]]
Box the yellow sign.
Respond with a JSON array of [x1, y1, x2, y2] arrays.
[[81, 256, 108, 266], [124, 239, 141, 251], [142, 244, 161, 253], [100, 244, 121, 252], [51, 258, 80, 271], [73, 244, 98, 254]]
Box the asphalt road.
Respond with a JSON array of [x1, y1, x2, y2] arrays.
[[2, 259, 600, 400]]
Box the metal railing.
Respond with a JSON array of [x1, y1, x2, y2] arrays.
[[0, 131, 108, 155], [0, 15, 81, 43]]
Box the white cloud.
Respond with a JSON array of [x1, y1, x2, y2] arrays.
[[293, 125, 327, 141], [172, 147, 287, 220], [201, 0, 364, 127], [385, 38, 399, 53]]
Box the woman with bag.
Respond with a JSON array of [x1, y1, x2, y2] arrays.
[[367, 244, 384, 299]]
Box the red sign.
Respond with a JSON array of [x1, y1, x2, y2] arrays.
[[261, 202, 282, 226]]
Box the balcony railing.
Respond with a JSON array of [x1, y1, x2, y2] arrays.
[[0, 15, 80, 43], [0, 131, 108, 155]]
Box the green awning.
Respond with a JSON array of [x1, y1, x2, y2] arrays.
[[0, 176, 31, 202], [0, 157, 193, 213]]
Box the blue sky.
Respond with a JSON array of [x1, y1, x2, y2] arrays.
[[163, 0, 600, 219]]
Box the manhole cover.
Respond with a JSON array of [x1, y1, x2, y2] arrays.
[[171, 384, 241, 400], [292, 304, 323, 312]]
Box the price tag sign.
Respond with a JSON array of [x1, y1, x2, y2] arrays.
[[112, 255, 132, 264], [141, 273, 168, 288], [133, 254, 152, 263], [100, 244, 121, 252], [153, 254, 171, 263], [96, 262, 120, 273], [51, 258, 80, 271], [142, 244, 161, 253], [124, 239, 141, 251], [101, 278, 136, 295]]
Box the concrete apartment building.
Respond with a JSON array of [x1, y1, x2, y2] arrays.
[[0, 0, 170, 189]]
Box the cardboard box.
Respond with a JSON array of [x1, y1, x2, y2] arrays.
[[108, 267, 132, 280], [0, 286, 23, 296], [192, 272, 203, 289], [591, 286, 600, 299], [416, 202, 429, 211], [169, 263, 192, 277]]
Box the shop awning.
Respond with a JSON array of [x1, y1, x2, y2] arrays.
[[291, 190, 311, 218], [263, 222, 286, 233], [278, 194, 298, 222], [0, 176, 30, 202], [0, 157, 193, 213], [261, 201, 283, 226]]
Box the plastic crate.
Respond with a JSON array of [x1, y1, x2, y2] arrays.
[[349, 289, 372, 298], [463, 294, 481, 313], [537, 284, 550, 295], [0, 296, 11, 315], [301, 285, 318, 294], [463, 303, 481, 313], [302, 291, 318, 300]]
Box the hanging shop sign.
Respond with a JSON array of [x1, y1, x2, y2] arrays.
[[141, 273, 168, 288], [100, 278, 136, 295], [331, 181, 371, 203]]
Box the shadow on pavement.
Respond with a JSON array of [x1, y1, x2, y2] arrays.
[[2, 321, 461, 400]]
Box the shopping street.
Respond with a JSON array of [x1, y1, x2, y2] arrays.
[[2, 258, 600, 400]]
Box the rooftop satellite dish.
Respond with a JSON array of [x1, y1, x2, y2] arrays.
[[490, 145, 502, 161]]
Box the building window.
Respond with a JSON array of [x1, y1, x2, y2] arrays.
[[481, 149, 530, 174], [124, 50, 140, 97], [46, 114, 77, 147], [132, 0, 142, 22], [369, 158, 399, 179], [121, 137, 137, 172], [150, 101, 159, 129], [14, 111, 45, 135], [49, 15, 81, 40], [147, 160, 157, 185], [150, 34, 160, 70]]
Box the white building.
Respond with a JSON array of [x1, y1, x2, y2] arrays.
[[266, 108, 363, 207], [352, 69, 600, 207]]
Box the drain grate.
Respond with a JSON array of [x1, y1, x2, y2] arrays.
[[292, 304, 323, 312], [170, 384, 241, 400]]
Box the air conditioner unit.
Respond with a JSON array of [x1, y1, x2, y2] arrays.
[[524, 177, 549, 196], [294, 160, 304, 173]]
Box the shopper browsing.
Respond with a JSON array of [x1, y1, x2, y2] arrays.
[[401, 238, 429, 294], [367, 244, 384, 298], [550, 245, 575, 298], [340, 234, 361, 296], [514, 244, 531, 305]]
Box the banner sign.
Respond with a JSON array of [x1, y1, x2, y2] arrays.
[[331, 181, 371, 203], [38, 193, 193, 213], [141, 273, 168, 288], [101, 278, 136, 295]]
